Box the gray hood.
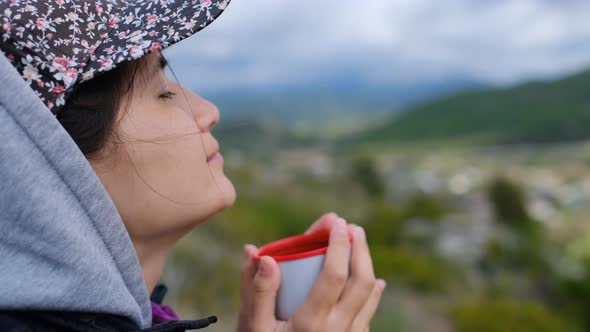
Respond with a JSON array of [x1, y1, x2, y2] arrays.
[[0, 52, 152, 327]]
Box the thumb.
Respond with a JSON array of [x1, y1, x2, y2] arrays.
[[251, 256, 281, 329], [238, 245, 259, 332]]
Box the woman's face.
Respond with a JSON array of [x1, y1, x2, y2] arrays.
[[90, 52, 236, 245]]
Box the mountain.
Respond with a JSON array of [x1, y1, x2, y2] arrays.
[[201, 77, 487, 125], [211, 76, 489, 155], [353, 68, 590, 145]]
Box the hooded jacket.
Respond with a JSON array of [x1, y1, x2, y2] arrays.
[[0, 50, 217, 331]]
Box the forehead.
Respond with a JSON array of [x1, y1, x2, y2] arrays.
[[135, 52, 166, 85]]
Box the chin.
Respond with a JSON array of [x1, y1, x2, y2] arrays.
[[211, 176, 237, 214], [220, 180, 237, 209], [188, 186, 236, 231]]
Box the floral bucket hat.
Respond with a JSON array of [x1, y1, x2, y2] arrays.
[[0, 0, 230, 115]]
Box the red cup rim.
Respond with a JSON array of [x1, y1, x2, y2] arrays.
[[254, 228, 353, 263]]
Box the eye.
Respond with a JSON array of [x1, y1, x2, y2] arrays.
[[159, 91, 176, 100]]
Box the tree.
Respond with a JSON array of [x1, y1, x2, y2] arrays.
[[351, 156, 385, 199]]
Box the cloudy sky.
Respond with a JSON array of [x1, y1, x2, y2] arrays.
[[163, 0, 590, 94]]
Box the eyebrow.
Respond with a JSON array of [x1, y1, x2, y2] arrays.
[[147, 53, 168, 80], [159, 55, 168, 71]]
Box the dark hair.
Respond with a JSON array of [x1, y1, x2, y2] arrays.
[[56, 57, 149, 160]]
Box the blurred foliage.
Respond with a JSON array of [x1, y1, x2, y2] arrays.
[[364, 200, 403, 246], [164, 140, 590, 331], [351, 156, 385, 199], [453, 299, 582, 332], [557, 257, 590, 330], [402, 193, 449, 221], [485, 176, 550, 286], [487, 176, 531, 226], [369, 294, 410, 332], [372, 245, 451, 292], [209, 193, 325, 246]]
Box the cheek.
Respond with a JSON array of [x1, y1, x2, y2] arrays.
[[137, 138, 213, 197], [118, 103, 216, 204]]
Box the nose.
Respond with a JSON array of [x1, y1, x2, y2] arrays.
[[184, 87, 220, 133], [198, 99, 220, 133]]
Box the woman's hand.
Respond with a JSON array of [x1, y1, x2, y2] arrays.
[[237, 213, 386, 332]]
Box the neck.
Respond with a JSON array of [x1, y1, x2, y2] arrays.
[[133, 240, 171, 295]]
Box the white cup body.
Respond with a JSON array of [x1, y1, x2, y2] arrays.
[[275, 253, 325, 321]]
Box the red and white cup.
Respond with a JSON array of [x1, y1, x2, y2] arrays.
[[255, 228, 353, 321]]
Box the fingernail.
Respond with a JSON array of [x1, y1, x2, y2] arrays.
[[243, 244, 255, 257], [259, 256, 273, 275], [377, 279, 387, 290], [334, 220, 348, 234], [355, 226, 366, 241]]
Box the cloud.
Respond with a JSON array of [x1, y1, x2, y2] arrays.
[[163, 0, 590, 93]]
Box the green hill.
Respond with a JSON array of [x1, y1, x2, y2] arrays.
[[356, 68, 590, 145]]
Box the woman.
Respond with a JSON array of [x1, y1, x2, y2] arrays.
[[0, 0, 385, 331]]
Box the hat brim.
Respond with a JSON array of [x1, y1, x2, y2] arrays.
[[81, 0, 230, 82]]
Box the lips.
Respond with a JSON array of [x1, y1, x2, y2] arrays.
[[206, 150, 219, 163], [201, 134, 224, 165], [206, 140, 220, 163], [207, 151, 219, 162]]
